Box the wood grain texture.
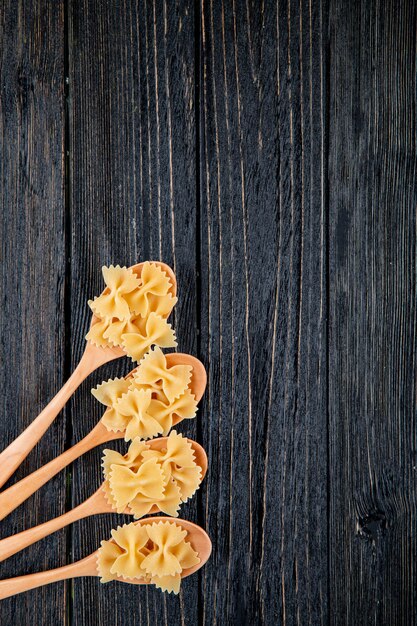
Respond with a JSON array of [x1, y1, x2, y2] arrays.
[[0, 0, 67, 624], [0, 0, 416, 624], [68, 1, 198, 625], [199, 1, 328, 624], [328, 1, 417, 625]]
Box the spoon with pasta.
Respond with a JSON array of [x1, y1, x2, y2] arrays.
[[0, 261, 178, 489], [0, 518, 212, 599], [0, 348, 206, 521], [0, 431, 207, 562]]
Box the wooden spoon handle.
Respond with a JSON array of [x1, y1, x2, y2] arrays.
[[0, 489, 106, 562], [0, 422, 120, 522], [0, 554, 98, 600], [0, 343, 119, 490]]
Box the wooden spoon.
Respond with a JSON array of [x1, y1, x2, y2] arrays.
[[0, 438, 207, 562], [0, 518, 211, 600], [0, 262, 177, 490], [0, 354, 206, 521]]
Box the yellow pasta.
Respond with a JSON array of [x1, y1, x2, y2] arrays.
[[85, 263, 177, 359], [141, 431, 202, 502], [132, 346, 192, 403], [142, 522, 200, 592], [109, 458, 166, 513], [89, 265, 141, 321], [91, 377, 132, 433], [104, 432, 202, 519], [85, 317, 112, 347], [128, 477, 182, 519], [147, 388, 198, 435], [125, 261, 176, 318], [113, 388, 165, 441], [121, 313, 177, 363], [101, 437, 149, 481], [97, 521, 200, 593], [97, 523, 150, 581]]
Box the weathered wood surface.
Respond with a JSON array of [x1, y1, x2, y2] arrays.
[[0, 0, 415, 624], [0, 1, 67, 625], [328, 1, 417, 624]]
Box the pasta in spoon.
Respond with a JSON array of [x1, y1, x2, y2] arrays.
[[0, 518, 212, 599], [0, 351, 206, 521], [0, 432, 207, 562], [0, 261, 177, 489]]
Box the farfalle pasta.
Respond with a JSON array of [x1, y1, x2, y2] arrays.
[[132, 347, 192, 403], [97, 521, 200, 593], [86, 262, 177, 362], [92, 349, 198, 441], [141, 431, 202, 502], [89, 265, 141, 321], [102, 431, 202, 519], [121, 313, 177, 362]]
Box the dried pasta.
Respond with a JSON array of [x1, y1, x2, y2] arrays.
[[113, 388, 165, 441], [124, 262, 176, 318], [92, 345, 197, 440], [108, 458, 166, 513], [141, 431, 202, 502], [86, 262, 177, 361], [147, 388, 198, 435], [97, 521, 200, 593], [89, 265, 141, 321], [121, 313, 177, 363], [92, 378, 132, 433], [103, 432, 202, 519], [101, 437, 149, 480], [132, 347, 192, 403]]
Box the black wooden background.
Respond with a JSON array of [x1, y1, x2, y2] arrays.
[[0, 1, 416, 625]]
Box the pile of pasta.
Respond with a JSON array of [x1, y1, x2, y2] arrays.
[[86, 263, 177, 362], [101, 430, 202, 518], [92, 346, 198, 441], [97, 520, 200, 594]]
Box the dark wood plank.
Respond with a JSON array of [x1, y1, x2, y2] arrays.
[[0, 0, 67, 623], [328, 1, 417, 624], [68, 1, 197, 624], [199, 1, 328, 624]]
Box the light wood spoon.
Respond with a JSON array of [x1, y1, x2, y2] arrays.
[[0, 438, 207, 562], [0, 518, 211, 600], [0, 261, 177, 490], [0, 354, 206, 521]]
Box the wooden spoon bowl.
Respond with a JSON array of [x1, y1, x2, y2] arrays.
[[0, 437, 208, 562], [0, 518, 211, 600], [0, 261, 177, 489], [0, 352, 206, 522]]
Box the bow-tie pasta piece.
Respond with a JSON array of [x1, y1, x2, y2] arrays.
[[125, 262, 176, 319], [129, 477, 182, 519], [132, 347, 192, 404], [97, 523, 150, 581], [113, 388, 164, 441], [97, 521, 200, 594], [91, 377, 132, 432], [109, 457, 166, 513], [101, 439, 152, 511], [85, 317, 113, 347], [101, 438, 150, 481], [89, 265, 141, 322], [141, 431, 202, 502], [147, 389, 198, 436], [142, 522, 200, 593], [122, 313, 177, 363], [100, 314, 144, 348]]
